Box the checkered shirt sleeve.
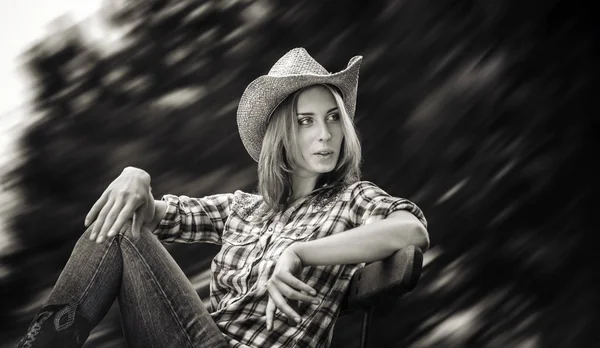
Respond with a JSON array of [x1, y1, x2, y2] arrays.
[[152, 193, 235, 244], [347, 181, 428, 228]]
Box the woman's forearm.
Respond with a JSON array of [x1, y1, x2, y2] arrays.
[[289, 210, 429, 266]]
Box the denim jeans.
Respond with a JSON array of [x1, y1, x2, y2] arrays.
[[17, 223, 229, 348]]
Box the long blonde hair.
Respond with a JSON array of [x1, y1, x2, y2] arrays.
[[257, 84, 361, 217]]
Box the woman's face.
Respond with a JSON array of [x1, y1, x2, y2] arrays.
[[293, 85, 343, 178]]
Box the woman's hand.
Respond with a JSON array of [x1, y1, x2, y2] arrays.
[[84, 167, 155, 243], [265, 246, 320, 330]]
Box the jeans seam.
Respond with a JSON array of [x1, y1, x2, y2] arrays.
[[120, 234, 197, 348], [75, 237, 119, 309]]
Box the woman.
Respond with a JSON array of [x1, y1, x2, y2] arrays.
[[17, 48, 429, 348]]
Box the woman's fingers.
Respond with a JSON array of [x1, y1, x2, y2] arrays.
[[264, 255, 320, 328], [84, 191, 108, 227], [274, 278, 318, 304], [266, 296, 275, 331], [96, 197, 126, 243], [90, 196, 115, 241], [130, 205, 146, 241], [106, 201, 137, 238], [267, 282, 302, 325], [276, 272, 318, 298]]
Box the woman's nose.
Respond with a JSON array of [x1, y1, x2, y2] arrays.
[[318, 123, 332, 141]]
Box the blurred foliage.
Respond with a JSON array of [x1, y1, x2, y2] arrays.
[[1, 0, 598, 347]]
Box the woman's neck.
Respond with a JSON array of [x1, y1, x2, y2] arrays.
[[289, 174, 319, 204]]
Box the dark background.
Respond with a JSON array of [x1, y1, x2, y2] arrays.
[[1, 0, 598, 347]]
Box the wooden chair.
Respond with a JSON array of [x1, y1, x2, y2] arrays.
[[330, 245, 424, 348]]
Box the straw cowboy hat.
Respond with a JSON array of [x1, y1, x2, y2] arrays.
[[237, 47, 363, 162]]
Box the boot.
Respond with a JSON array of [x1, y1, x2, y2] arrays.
[[16, 304, 92, 348]]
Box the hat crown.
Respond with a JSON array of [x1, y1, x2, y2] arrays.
[[268, 48, 329, 76]]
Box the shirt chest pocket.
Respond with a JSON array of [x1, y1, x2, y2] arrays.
[[214, 230, 260, 271], [266, 225, 318, 261]]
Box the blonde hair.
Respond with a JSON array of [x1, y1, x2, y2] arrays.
[[257, 84, 361, 217]]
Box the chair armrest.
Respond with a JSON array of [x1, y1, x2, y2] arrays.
[[346, 245, 423, 308]]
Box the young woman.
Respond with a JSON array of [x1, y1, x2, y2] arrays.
[[17, 48, 429, 348]]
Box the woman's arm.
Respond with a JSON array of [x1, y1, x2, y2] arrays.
[[144, 193, 234, 244], [289, 210, 429, 266], [265, 209, 428, 328]]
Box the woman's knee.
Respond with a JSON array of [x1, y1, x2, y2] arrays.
[[78, 222, 127, 250], [118, 223, 155, 244]]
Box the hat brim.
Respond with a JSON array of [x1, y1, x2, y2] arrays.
[[237, 55, 362, 162]]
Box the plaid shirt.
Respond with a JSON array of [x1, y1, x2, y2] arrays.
[[153, 181, 427, 348]]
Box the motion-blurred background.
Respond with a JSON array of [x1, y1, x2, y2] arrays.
[[0, 0, 597, 347]]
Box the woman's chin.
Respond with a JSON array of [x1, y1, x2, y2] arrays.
[[310, 163, 337, 174]]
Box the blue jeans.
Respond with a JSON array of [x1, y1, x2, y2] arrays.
[[17, 223, 229, 348]]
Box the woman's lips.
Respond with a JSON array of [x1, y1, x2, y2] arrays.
[[314, 151, 333, 158]]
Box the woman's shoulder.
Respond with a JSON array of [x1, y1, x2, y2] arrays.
[[343, 180, 381, 194], [231, 189, 261, 199], [345, 180, 380, 190], [309, 180, 378, 205], [340, 180, 395, 201], [230, 190, 264, 216]]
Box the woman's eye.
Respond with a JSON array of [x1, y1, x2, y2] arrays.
[[327, 113, 340, 121], [298, 117, 313, 125]]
